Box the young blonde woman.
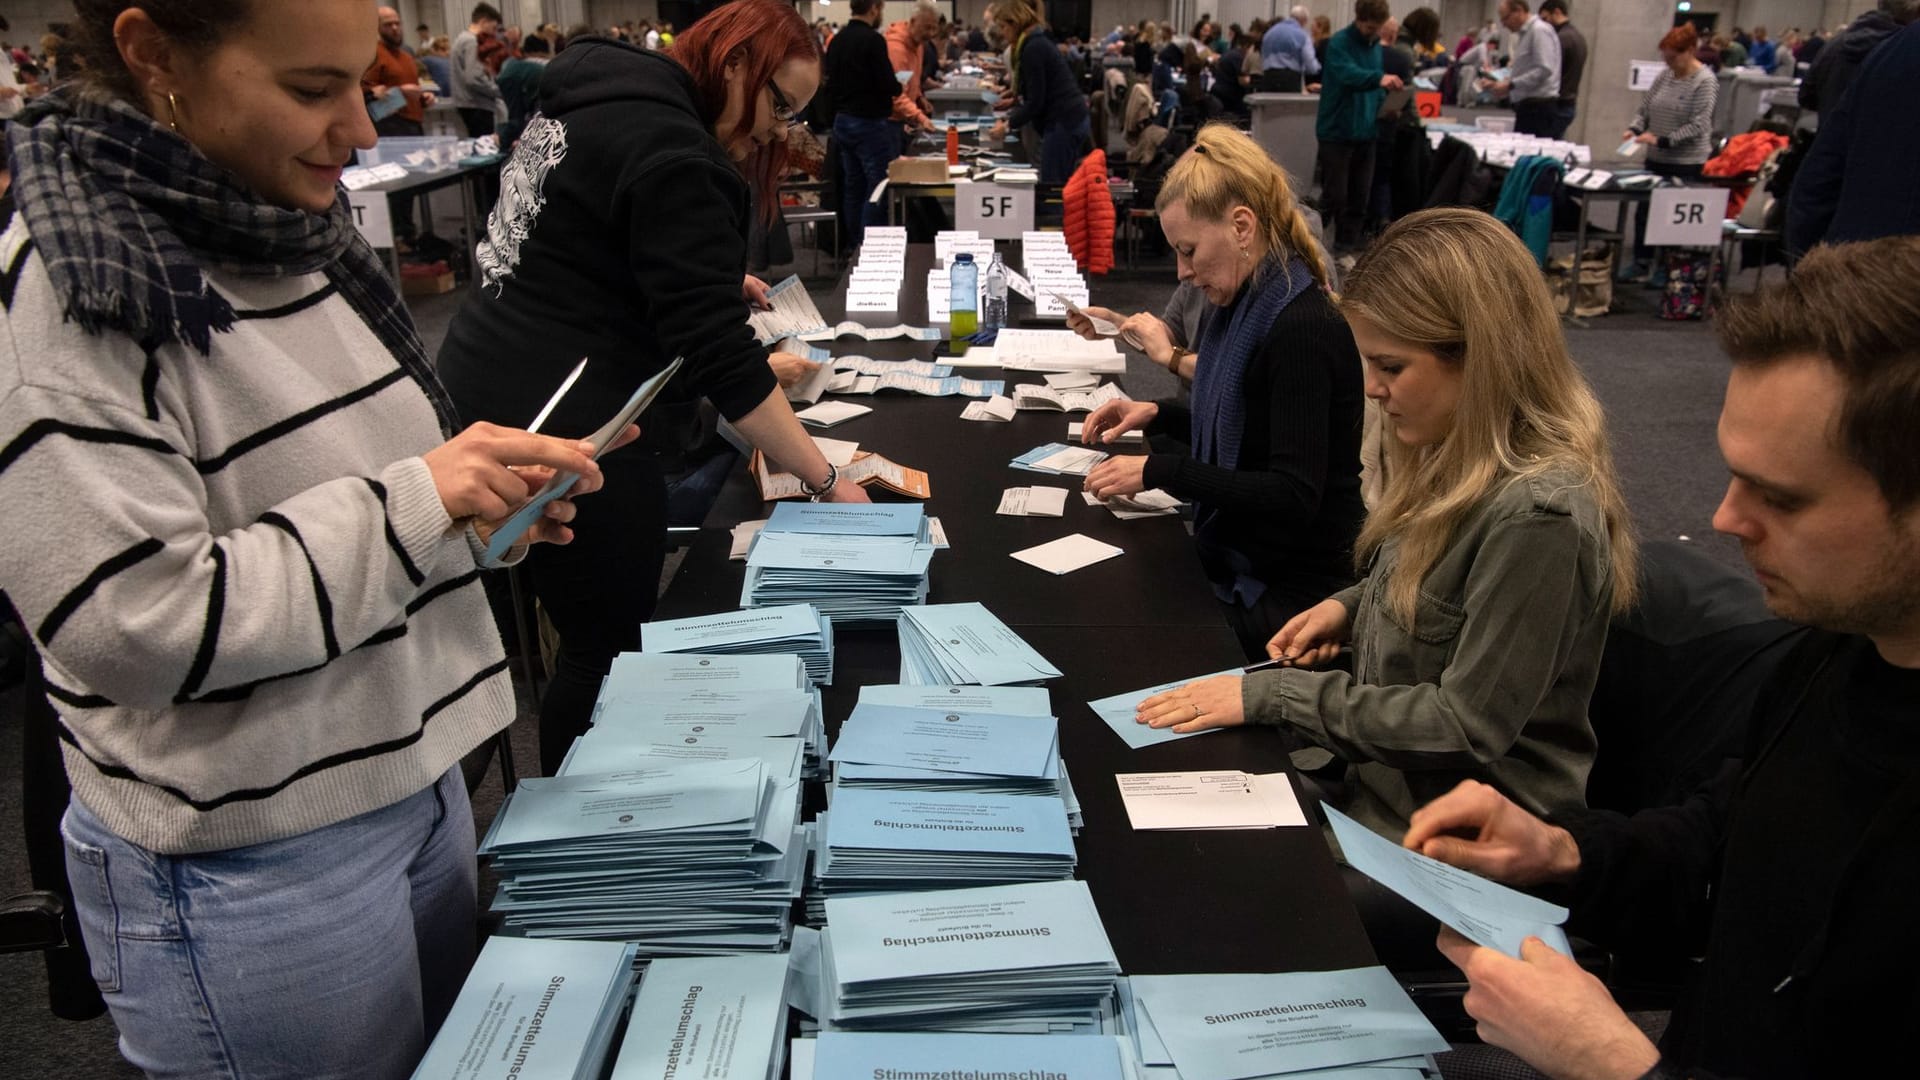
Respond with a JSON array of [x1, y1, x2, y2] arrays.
[[1081, 123, 1366, 660], [1136, 207, 1638, 842]]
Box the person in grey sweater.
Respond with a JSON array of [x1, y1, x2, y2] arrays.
[[1132, 209, 1636, 842], [0, 3, 622, 1075], [451, 2, 504, 136]]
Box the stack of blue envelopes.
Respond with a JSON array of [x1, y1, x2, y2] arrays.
[[814, 881, 1122, 1033], [897, 602, 1063, 685], [609, 953, 793, 1080], [585, 652, 825, 776], [809, 703, 1076, 909], [411, 936, 639, 1080], [478, 757, 805, 956], [641, 603, 834, 684], [740, 504, 936, 627], [794, 1032, 1133, 1080]]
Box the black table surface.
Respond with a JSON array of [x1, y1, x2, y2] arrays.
[[655, 245, 1375, 976]]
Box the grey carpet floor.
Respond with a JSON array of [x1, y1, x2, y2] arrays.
[[0, 238, 1752, 1074]]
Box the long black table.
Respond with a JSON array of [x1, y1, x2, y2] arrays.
[[655, 245, 1375, 977]]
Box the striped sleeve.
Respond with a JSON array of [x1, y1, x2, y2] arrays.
[[0, 370, 455, 708]]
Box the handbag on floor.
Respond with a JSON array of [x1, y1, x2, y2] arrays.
[[1659, 249, 1714, 321]]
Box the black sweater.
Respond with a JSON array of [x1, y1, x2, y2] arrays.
[[824, 18, 900, 120], [435, 40, 776, 440], [1008, 30, 1089, 134], [1140, 286, 1366, 607], [1557, 631, 1920, 1078]]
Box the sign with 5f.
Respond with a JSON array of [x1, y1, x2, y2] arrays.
[[1644, 187, 1729, 247], [956, 181, 1035, 239]]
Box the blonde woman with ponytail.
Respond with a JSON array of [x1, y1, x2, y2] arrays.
[[1136, 208, 1636, 842], [1081, 123, 1367, 659]]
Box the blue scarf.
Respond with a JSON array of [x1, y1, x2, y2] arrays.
[[1189, 255, 1315, 606]]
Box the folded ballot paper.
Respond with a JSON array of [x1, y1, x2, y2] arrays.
[[751, 448, 931, 500], [742, 503, 936, 627], [1122, 968, 1445, 1079], [641, 603, 834, 685], [410, 935, 638, 1080], [897, 602, 1062, 685], [609, 954, 791, 1080], [478, 758, 804, 954], [814, 881, 1122, 1031], [1012, 381, 1130, 414], [748, 275, 832, 343], [1011, 441, 1110, 476]]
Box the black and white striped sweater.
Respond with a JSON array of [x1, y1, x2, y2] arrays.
[[0, 218, 513, 854]]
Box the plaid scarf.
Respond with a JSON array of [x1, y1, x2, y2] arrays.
[[6, 89, 458, 437]]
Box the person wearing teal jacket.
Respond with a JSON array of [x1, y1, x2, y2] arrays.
[[1317, 0, 1402, 253]]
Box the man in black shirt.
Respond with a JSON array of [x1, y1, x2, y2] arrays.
[[825, 0, 902, 249], [1402, 236, 1920, 1078], [1538, 0, 1586, 139]]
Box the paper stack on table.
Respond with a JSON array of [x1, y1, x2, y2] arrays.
[[477, 756, 805, 955], [897, 602, 1062, 685], [1021, 231, 1091, 319], [1010, 441, 1109, 475], [609, 954, 792, 1080], [1068, 419, 1143, 443], [960, 394, 1017, 422], [1011, 381, 1129, 413], [741, 503, 937, 627], [1122, 968, 1447, 1079], [851, 684, 1080, 827], [582, 651, 823, 776], [996, 485, 1070, 517], [411, 936, 639, 1080], [812, 881, 1122, 1032], [993, 328, 1127, 373], [641, 602, 834, 685]]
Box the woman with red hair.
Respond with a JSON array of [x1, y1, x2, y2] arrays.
[[1618, 22, 1717, 278], [438, 0, 868, 776]]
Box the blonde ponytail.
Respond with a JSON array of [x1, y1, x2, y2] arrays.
[[1156, 123, 1328, 288]]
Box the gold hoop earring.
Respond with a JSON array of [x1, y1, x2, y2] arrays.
[[165, 92, 181, 133]]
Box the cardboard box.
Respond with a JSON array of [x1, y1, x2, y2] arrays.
[[401, 270, 456, 296], [888, 156, 952, 184]]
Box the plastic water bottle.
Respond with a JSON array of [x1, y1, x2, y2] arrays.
[[983, 252, 1008, 332], [950, 253, 979, 338]]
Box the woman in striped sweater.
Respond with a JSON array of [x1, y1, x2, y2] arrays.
[[1621, 22, 1719, 278], [0, 2, 624, 1076]]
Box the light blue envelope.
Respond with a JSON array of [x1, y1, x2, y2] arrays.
[[1129, 968, 1448, 1080], [610, 953, 791, 1080], [1086, 670, 1242, 749], [825, 788, 1076, 857], [858, 683, 1054, 716], [766, 502, 926, 536], [1324, 804, 1572, 959], [812, 1032, 1126, 1080], [829, 704, 1057, 777]]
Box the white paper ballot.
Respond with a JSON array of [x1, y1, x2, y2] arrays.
[[960, 395, 1017, 422], [795, 401, 872, 428], [1043, 371, 1101, 390], [1011, 534, 1123, 575], [1068, 420, 1144, 443], [1083, 488, 1183, 519], [1117, 771, 1307, 830], [1030, 445, 1109, 475], [928, 516, 950, 549], [997, 486, 1069, 517], [811, 436, 860, 467]]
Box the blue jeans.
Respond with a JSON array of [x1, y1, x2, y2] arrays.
[[62, 769, 479, 1079], [834, 113, 900, 250], [1549, 102, 1577, 140]]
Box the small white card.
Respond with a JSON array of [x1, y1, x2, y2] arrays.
[[1117, 771, 1308, 831], [794, 401, 872, 428], [961, 395, 1017, 422], [1043, 372, 1101, 390], [1010, 533, 1123, 575], [846, 291, 899, 313], [1067, 421, 1143, 443], [996, 486, 1070, 518]]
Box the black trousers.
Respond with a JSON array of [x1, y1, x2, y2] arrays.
[[517, 446, 668, 775], [1513, 97, 1559, 137], [456, 106, 495, 138], [1258, 68, 1304, 93], [1317, 139, 1376, 253]]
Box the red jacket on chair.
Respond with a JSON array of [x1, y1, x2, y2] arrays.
[[1063, 149, 1116, 274]]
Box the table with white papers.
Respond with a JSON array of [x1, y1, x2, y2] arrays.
[[654, 242, 1377, 978]]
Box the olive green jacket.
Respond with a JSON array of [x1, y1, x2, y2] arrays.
[[1244, 465, 1617, 840]]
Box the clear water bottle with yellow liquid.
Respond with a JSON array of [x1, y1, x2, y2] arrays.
[[949, 253, 978, 338]]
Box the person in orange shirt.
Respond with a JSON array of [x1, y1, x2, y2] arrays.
[[364, 5, 434, 136], [885, 0, 941, 133]]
